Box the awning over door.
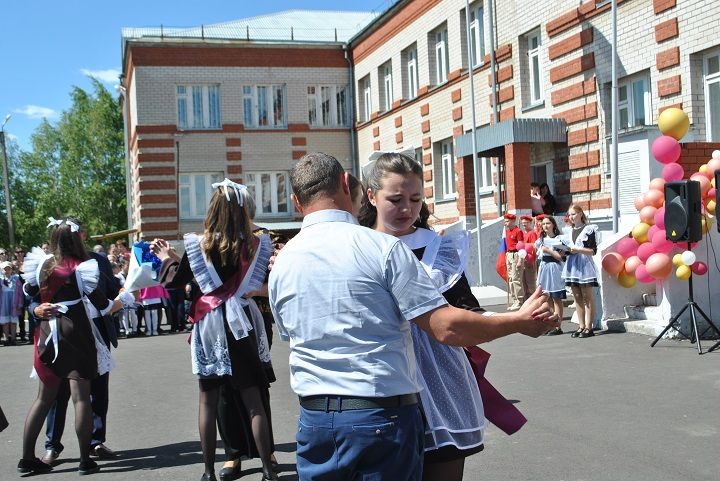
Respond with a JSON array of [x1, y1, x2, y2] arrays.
[[455, 118, 567, 157]]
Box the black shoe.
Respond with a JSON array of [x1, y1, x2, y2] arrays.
[[219, 460, 241, 481], [261, 472, 279, 481], [546, 327, 563, 336], [579, 328, 595, 338], [91, 444, 116, 459], [78, 459, 100, 475], [570, 329, 583, 338], [17, 457, 53, 474], [200, 474, 218, 481]]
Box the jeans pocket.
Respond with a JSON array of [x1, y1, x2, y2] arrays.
[[351, 420, 397, 436]]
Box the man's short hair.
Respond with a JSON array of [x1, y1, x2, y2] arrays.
[[291, 152, 344, 206], [530, 182, 540, 188]]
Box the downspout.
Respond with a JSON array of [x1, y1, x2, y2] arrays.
[[118, 74, 132, 234], [487, 0, 502, 217], [344, 44, 359, 177]]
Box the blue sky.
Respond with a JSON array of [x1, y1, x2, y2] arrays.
[[1, 0, 390, 151]]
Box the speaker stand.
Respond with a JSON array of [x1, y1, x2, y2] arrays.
[[650, 245, 720, 355]]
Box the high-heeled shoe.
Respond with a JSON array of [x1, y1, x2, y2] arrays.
[[200, 473, 218, 481], [17, 457, 53, 474], [219, 460, 241, 481]]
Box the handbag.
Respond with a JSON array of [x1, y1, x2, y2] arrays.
[[464, 345, 527, 435]]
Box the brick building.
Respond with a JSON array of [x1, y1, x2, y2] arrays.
[[348, 0, 720, 232], [120, 10, 377, 239]]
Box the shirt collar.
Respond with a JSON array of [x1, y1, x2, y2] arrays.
[[301, 209, 358, 229]]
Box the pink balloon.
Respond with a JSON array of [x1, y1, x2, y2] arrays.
[[637, 242, 657, 262], [651, 230, 673, 254], [602, 253, 625, 276], [663, 162, 685, 182], [624, 255, 643, 274], [690, 173, 712, 196], [644, 189, 665, 208], [654, 207, 666, 230], [649, 178, 666, 192], [617, 237, 640, 258], [648, 224, 661, 241], [639, 205, 657, 224], [691, 261, 708, 276], [708, 188, 716, 200], [516, 241, 525, 251], [635, 264, 654, 283], [652, 135, 681, 164], [646, 253, 673, 279], [633, 194, 646, 212], [708, 158, 720, 174]]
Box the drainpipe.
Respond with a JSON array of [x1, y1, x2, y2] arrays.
[[117, 76, 132, 233], [487, 0, 502, 217], [465, 0, 484, 286], [610, 0, 620, 233], [344, 44, 359, 177]]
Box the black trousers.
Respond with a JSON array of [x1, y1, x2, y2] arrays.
[[45, 373, 110, 450]]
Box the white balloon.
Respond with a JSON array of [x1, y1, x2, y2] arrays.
[[681, 250, 696, 266], [712, 150, 720, 160], [518, 249, 528, 259]]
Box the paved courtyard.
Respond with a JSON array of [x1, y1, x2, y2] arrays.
[[1, 316, 718, 480]]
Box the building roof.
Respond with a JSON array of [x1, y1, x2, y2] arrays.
[[122, 10, 379, 45], [455, 119, 568, 157]]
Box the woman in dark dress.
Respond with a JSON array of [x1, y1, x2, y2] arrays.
[[358, 153, 486, 481], [19, 219, 126, 475], [540, 183, 556, 215], [153, 179, 276, 481]]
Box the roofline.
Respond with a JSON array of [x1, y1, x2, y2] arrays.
[[347, 0, 412, 46]]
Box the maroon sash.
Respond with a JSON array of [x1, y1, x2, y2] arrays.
[[187, 237, 259, 324]]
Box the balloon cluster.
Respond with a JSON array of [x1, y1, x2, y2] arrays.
[[601, 108, 717, 287], [516, 241, 533, 261]]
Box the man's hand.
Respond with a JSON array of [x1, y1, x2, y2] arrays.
[[516, 287, 560, 337], [268, 243, 285, 271]]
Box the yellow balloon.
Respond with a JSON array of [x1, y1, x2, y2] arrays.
[[676, 265, 692, 280], [706, 200, 716, 216], [632, 222, 651, 243], [658, 107, 690, 140], [700, 164, 709, 176], [618, 270, 637, 288], [672, 253, 684, 267]]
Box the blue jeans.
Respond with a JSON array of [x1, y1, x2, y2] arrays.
[[296, 404, 424, 481]]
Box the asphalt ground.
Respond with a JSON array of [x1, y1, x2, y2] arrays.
[[1, 309, 719, 481]]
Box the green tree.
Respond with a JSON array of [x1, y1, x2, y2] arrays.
[[5, 78, 126, 248]]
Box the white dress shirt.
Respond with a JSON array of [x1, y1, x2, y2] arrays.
[[269, 209, 448, 397]]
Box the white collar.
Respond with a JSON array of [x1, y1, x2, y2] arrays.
[[399, 228, 437, 250]]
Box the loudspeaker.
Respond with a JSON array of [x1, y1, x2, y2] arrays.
[[665, 180, 702, 242]]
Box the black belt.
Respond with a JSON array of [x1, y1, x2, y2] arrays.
[[507, 249, 518, 253], [299, 393, 419, 412]]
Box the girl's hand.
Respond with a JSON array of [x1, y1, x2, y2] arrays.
[[151, 238, 178, 262], [34, 303, 60, 319]]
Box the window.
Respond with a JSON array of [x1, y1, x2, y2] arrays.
[[177, 84, 221, 129], [243, 85, 286, 128], [405, 46, 419, 99], [434, 28, 449, 85], [179, 173, 224, 219], [359, 76, 372, 122], [478, 156, 493, 190], [440, 139, 456, 199], [245, 172, 291, 217], [704, 51, 720, 141], [381, 63, 394, 112], [469, 3, 485, 67], [308, 85, 348, 127], [618, 75, 650, 129], [527, 30, 543, 104]]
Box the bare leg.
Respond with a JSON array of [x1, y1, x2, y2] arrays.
[[198, 386, 220, 476], [581, 285, 595, 330], [22, 381, 61, 460], [571, 286, 586, 330], [553, 298, 564, 323], [422, 458, 465, 481], [238, 386, 275, 478]]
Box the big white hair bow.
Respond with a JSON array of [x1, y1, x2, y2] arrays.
[[46, 217, 79, 232], [362, 146, 417, 180], [211, 178, 248, 205]]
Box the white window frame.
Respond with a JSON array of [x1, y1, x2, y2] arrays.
[[440, 140, 456, 199], [176, 84, 221, 129], [469, 4, 485, 67], [242, 84, 287, 128], [308, 85, 348, 127], [478, 156, 494, 191], [361, 77, 372, 122], [527, 30, 543, 105], [618, 74, 651, 130], [383, 64, 394, 112], [178, 172, 224, 219], [407, 47, 419, 99], [435, 28, 449, 85], [245, 171, 292, 218], [704, 50, 720, 141]]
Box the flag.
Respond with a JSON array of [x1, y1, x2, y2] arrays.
[[496, 237, 508, 282]]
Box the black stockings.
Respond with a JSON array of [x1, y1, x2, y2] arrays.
[[422, 458, 466, 481]]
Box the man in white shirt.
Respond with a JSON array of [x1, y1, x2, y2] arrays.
[[269, 152, 558, 481]]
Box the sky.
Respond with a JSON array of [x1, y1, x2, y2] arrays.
[[1, 0, 392, 151]]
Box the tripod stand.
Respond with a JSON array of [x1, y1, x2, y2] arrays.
[[650, 243, 720, 354]]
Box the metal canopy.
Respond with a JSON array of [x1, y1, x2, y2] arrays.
[[455, 118, 567, 157]]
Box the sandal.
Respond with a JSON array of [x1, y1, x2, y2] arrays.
[[570, 329, 583, 338], [579, 328, 595, 338]]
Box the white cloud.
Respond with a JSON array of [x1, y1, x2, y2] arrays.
[[14, 105, 59, 120], [81, 68, 121, 83], [6, 133, 18, 142]]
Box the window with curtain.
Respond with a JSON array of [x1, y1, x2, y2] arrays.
[[307, 85, 349, 127], [704, 52, 720, 141], [440, 139, 456, 199], [526, 30, 543, 104], [405, 46, 419, 99], [242, 85, 286, 128], [245, 171, 291, 217], [618, 74, 650, 129], [177, 84, 221, 129], [179, 173, 224, 219], [434, 28, 449, 85], [359, 76, 372, 122], [382, 63, 394, 112]]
